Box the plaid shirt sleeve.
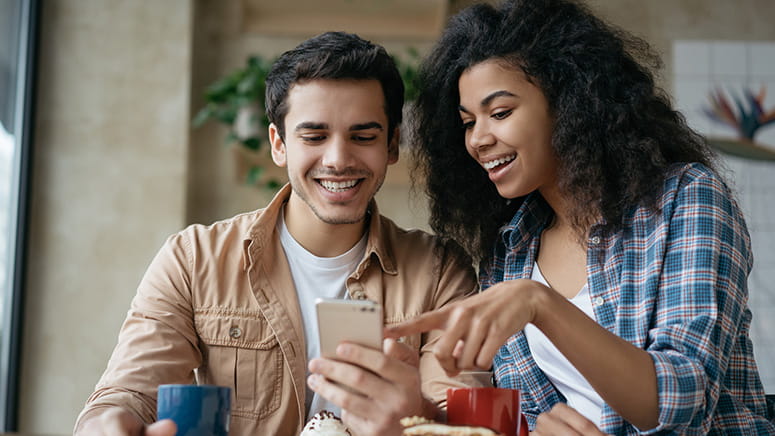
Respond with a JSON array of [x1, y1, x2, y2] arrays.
[[642, 167, 759, 434]]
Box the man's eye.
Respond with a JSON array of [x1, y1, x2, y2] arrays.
[[492, 109, 512, 120], [354, 135, 377, 142], [302, 135, 326, 142]]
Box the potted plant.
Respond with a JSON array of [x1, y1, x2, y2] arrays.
[[193, 55, 281, 188]]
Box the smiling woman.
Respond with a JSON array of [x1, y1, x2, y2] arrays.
[[0, 0, 39, 431]]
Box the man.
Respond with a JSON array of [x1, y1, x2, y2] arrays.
[[74, 32, 482, 436]]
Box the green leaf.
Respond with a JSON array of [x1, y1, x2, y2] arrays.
[[192, 106, 214, 127], [242, 137, 262, 151], [246, 165, 265, 185], [265, 179, 282, 191]]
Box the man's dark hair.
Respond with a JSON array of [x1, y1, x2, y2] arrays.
[[411, 0, 717, 263], [265, 31, 404, 142]]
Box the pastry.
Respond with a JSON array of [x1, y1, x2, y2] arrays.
[[300, 410, 352, 436], [400, 416, 504, 436]]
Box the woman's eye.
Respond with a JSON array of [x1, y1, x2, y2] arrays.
[[462, 121, 475, 130], [492, 109, 512, 120], [354, 135, 377, 142]]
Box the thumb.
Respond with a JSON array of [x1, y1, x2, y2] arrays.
[[146, 419, 177, 436], [383, 338, 419, 367]]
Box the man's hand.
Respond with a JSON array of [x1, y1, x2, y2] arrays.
[[532, 403, 609, 436], [76, 408, 177, 436], [308, 338, 436, 436]]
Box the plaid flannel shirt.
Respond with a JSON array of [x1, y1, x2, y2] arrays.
[[485, 163, 774, 435]]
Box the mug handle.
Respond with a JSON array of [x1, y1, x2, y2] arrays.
[[519, 413, 529, 436]]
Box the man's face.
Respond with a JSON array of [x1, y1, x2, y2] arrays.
[[269, 79, 399, 226]]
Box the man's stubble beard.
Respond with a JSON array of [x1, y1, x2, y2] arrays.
[[289, 172, 386, 225]]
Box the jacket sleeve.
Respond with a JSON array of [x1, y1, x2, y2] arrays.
[[74, 232, 201, 432], [419, 240, 492, 409], [643, 170, 753, 434]]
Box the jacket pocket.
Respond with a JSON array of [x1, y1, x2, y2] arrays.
[[195, 308, 283, 419]]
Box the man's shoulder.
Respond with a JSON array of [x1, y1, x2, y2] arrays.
[[375, 214, 471, 263], [375, 214, 439, 248], [170, 208, 268, 246]]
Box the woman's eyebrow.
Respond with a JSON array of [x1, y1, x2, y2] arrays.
[[459, 89, 517, 114], [480, 90, 516, 108]]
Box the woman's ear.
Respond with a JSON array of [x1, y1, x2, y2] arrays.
[[388, 127, 400, 165], [269, 123, 287, 167]]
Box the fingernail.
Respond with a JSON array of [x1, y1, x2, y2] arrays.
[[308, 374, 320, 388], [336, 344, 351, 357]]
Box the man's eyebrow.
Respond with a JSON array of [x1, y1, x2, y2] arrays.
[[350, 122, 383, 131], [295, 122, 328, 131], [459, 90, 517, 113]]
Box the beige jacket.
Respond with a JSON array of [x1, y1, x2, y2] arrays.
[[75, 185, 484, 435]]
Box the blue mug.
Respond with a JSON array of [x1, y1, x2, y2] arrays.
[[157, 384, 231, 436]]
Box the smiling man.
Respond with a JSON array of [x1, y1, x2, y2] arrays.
[[74, 32, 483, 436]]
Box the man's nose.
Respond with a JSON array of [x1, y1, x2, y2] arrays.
[[321, 136, 356, 169]]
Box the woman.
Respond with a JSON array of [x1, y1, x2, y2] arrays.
[[387, 0, 774, 434]]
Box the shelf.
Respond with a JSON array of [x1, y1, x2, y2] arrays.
[[709, 137, 775, 161], [240, 0, 449, 39]]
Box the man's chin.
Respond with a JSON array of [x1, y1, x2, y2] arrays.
[[314, 212, 366, 226]]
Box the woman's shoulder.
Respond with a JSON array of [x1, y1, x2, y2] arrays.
[[660, 162, 733, 205]]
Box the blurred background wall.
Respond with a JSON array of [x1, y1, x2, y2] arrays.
[[19, 0, 775, 433]]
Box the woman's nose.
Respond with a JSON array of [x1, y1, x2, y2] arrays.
[[467, 122, 495, 150]]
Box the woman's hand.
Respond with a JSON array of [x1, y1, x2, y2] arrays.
[[385, 279, 548, 376], [532, 403, 609, 436]]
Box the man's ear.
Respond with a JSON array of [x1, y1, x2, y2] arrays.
[[387, 127, 400, 165], [269, 123, 287, 167]]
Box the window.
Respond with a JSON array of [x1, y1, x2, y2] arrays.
[[0, 0, 39, 430]]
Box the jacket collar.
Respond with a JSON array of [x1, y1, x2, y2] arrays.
[[243, 183, 397, 275]]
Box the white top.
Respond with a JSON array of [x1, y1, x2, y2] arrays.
[[277, 208, 367, 421], [523, 262, 604, 426]]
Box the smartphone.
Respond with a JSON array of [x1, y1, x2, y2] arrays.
[[315, 298, 383, 359]]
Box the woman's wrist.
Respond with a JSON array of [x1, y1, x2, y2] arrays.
[[526, 280, 559, 329]]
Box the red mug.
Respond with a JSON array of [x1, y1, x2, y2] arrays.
[[447, 387, 527, 436]]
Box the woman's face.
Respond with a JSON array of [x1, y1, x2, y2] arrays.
[[458, 60, 558, 200]]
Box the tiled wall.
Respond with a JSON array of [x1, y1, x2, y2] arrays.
[[674, 41, 775, 392]]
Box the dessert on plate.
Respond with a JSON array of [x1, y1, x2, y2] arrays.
[[300, 410, 352, 436], [400, 416, 505, 436]]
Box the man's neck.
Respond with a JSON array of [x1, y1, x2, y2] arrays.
[[283, 195, 368, 258]]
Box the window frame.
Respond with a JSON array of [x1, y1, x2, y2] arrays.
[[0, 0, 40, 430]]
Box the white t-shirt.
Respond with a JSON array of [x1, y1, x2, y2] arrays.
[[523, 262, 604, 426], [277, 208, 367, 421]]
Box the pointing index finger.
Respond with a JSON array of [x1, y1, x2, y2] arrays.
[[384, 308, 450, 339]]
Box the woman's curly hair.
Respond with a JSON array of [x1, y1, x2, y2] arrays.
[[410, 0, 717, 263]]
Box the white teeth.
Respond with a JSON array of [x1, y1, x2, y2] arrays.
[[482, 154, 516, 170], [320, 179, 359, 192]]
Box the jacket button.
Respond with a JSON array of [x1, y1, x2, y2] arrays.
[[229, 326, 243, 339]]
